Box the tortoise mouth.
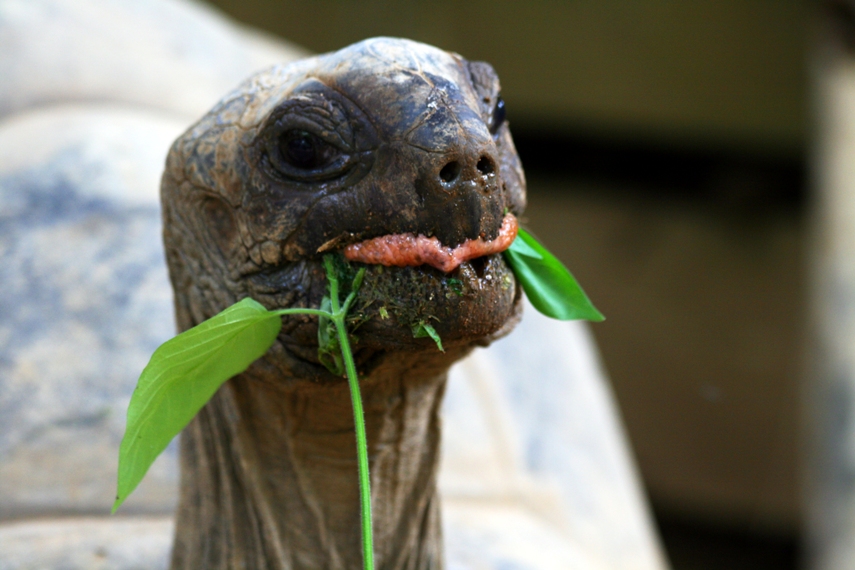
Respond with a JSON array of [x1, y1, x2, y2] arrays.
[[241, 211, 521, 382], [342, 213, 518, 273]]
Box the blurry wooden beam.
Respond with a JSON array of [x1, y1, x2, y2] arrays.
[[807, 1, 855, 568]]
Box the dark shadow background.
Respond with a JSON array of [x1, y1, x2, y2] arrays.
[[201, 1, 810, 567]]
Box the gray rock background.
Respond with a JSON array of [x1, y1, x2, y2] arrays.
[[0, 517, 174, 570], [0, 0, 667, 568], [0, 0, 308, 120]]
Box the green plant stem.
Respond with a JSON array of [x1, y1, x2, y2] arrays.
[[271, 308, 331, 318], [324, 259, 374, 570]]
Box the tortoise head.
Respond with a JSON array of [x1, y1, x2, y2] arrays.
[[161, 37, 526, 381]]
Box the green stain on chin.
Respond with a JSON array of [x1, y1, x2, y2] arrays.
[[348, 258, 516, 339]]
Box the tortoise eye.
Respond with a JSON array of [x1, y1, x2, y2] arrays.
[[278, 130, 337, 170], [489, 96, 506, 135]]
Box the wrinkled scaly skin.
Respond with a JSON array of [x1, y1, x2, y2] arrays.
[[161, 38, 526, 569]]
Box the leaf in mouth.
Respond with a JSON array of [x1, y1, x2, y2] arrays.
[[503, 228, 605, 322]]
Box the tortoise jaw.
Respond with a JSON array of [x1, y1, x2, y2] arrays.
[[241, 208, 521, 344], [338, 252, 519, 348]]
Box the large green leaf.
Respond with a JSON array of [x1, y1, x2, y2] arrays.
[[113, 297, 282, 512], [503, 228, 605, 322]]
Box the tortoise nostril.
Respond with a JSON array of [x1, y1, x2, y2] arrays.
[[439, 161, 461, 184], [476, 156, 495, 175]]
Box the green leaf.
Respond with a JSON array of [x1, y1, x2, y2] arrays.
[[113, 297, 282, 513], [318, 295, 344, 376], [412, 321, 444, 352], [503, 228, 605, 322], [507, 232, 542, 259]]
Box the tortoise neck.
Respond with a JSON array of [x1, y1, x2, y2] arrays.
[[169, 366, 447, 570]]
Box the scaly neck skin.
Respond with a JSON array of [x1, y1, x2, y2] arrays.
[[169, 349, 458, 570]]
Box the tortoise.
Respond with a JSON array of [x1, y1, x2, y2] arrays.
[[0, 3, 667, 567], [161, 37, 526, 569]]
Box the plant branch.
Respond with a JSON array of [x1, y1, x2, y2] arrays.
[[323, 257, 374, 570]]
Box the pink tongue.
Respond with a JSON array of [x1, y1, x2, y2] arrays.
[[343, 214, 519, 273]]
